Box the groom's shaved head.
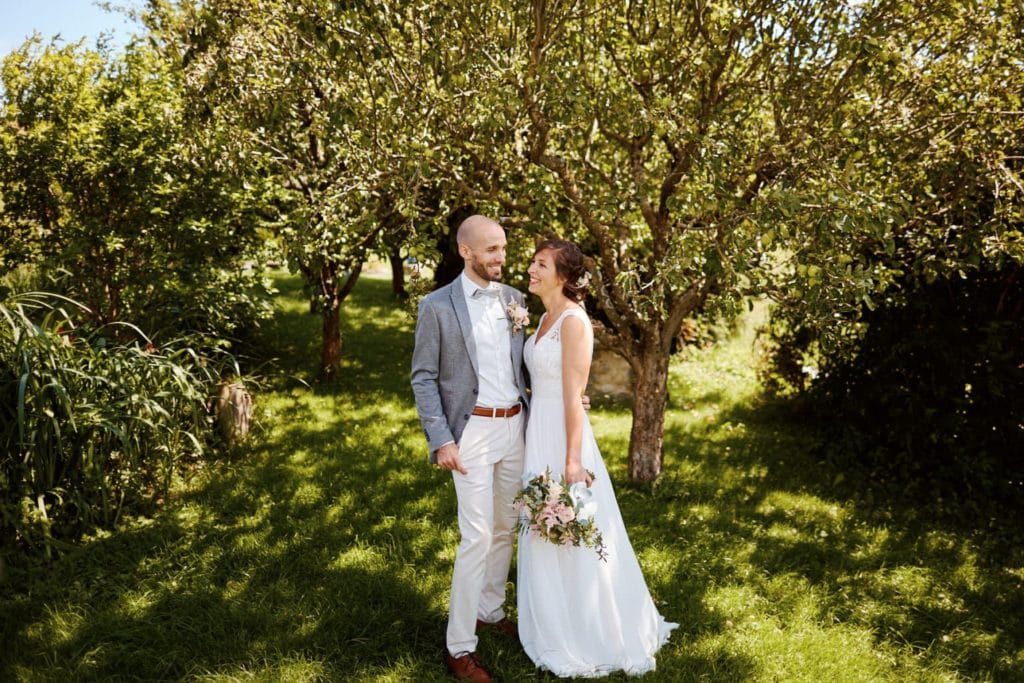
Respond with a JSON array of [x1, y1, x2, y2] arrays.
[[457, 215, 507, 283], [456, 215, 503, 248]]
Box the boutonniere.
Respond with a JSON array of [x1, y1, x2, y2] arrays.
[[505, 299, 530, 334]]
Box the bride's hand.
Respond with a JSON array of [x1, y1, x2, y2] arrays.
[[565, 462, 593, 487]]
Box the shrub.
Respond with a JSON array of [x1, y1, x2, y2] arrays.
[[754, 314, 819, 397], [0, 39, 277, 347], [762, 265, 1024, 510]]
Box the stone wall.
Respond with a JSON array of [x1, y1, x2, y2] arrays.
[[589, 336, 633, 401]]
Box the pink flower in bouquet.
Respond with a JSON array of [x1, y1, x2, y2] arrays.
[[541, 501, 576, 527]]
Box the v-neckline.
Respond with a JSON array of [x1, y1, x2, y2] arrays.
[[533, 307, 576, 346]]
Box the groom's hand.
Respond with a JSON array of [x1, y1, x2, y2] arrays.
[[581, 394, 591, 411], [436, 443, 468, 475]]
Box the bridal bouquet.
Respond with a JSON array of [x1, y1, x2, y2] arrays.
[[514, 468, 607, 561]]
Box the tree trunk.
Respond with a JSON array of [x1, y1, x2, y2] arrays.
[[320, 292, 342, 382], [627, 346, 670, 483], [319, 261, 343, 382], [317, 261, 362, 382], [389, 245, 407, 298]]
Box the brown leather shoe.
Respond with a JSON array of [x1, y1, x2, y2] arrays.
[[444, 651, 492, 682], [476, 617, 518, 639]]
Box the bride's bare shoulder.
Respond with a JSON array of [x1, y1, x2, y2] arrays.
[[560, 308, 592, 336], [563, 306, 590, 324]]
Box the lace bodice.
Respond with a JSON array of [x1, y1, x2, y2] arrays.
[[524, 307, 593, 400]]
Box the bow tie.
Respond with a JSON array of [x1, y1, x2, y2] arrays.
[[472, 287, 500, 299]]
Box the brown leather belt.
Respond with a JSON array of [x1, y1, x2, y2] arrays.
[[472, 403, 523, 418]]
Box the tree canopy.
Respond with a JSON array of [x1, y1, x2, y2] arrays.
[[0, 37, 271, 338], [389, 0, 1023, 480]]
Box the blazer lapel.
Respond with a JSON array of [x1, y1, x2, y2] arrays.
[[450, 280, 479, 376], [504, 286, 524, 387]]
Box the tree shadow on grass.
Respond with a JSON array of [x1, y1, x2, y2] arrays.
[[209, 393, 753, 680], [69, 560, 434, 679], [1, 416, 449, 679], [0, 273, 438, 680], [643, 393, 1024, 682], [0, 516, 189, 680]]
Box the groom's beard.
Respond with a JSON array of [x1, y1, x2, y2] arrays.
[[471, 259, 503, 282]]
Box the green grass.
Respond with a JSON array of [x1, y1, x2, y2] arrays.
[[2, 273, 1022, 681]]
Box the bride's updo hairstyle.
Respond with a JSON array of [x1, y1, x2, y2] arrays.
[[534, 239, 590, 303]]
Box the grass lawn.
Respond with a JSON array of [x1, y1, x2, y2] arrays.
[[2, 272, 1022, 681]]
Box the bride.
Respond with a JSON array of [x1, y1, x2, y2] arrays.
[[517, 239, 677, 677]]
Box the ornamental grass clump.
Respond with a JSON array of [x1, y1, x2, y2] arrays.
[[0, 292, 232, 558]]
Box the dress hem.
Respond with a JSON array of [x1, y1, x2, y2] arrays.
[[524, 620, 678, 678]]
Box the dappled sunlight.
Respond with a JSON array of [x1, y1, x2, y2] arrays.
[[704, 584, 769, 624], [26, 601, 87, 649], [290, 481, 326, 509], [725, 619, 890, 682], [272, 291, 314, 316], [637, 544, 685, 577], [331, 544, 390, 572], [191, 653, 330, 681], [704, 574, 892, 681], [756, 490, 848, 537]]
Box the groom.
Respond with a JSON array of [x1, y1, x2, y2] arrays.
[[411, 215, 530, 682]]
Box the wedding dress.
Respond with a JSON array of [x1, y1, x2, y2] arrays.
[[517, 307, 677, 677]]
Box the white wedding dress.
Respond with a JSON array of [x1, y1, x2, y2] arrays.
[[517, 307, 677, 677]]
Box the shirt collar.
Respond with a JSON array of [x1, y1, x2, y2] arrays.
[[461, 272, 499, 300]]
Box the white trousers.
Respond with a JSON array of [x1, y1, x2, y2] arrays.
[[447, 412, 525, 656]]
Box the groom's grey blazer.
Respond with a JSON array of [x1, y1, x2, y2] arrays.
[[411, 278, 530, 463]]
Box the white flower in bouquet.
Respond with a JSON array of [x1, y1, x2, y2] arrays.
[[569, 482, 598, 522]]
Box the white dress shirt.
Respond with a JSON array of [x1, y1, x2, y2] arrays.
[[460, 273, 521, 408]]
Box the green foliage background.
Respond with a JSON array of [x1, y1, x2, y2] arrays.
[[0, 38, 274, 339]]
